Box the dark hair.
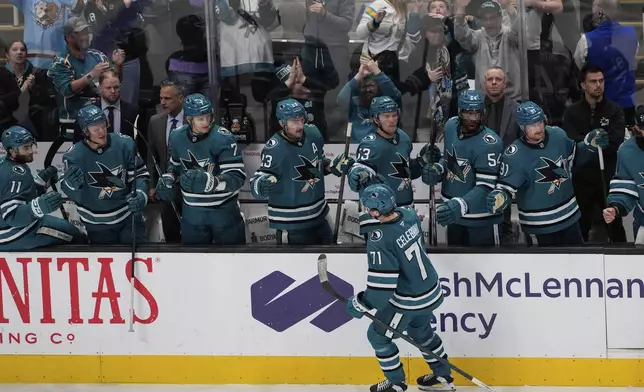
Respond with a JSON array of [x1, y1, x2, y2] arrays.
[[579, 65, 604, 82], [99, 70, 120, 85], [5, 40, 27, 55], [160, 79, 185, 98]]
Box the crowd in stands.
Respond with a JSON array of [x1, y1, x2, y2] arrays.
[[0, 0, 640, 246]]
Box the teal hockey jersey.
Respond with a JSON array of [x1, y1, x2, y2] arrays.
[[607, 137, 644, 217], [167, 125, 246, 209], [496, 126, 588, 235], [361, 207, 443, 312], [250, 124, 330, 230], [62, 133, 149, 225], [352, 129, 423, 208], [0, 159, 45, 243], [439, 117, 504, 227]]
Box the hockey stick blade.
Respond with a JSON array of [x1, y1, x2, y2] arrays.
[[316, 254, 496, 392]]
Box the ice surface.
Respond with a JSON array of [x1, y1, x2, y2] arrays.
[[1, 385, 643, 392]]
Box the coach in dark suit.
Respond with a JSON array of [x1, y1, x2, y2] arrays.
[[99, 70, 139, 140], [147, 80, 185, 243]]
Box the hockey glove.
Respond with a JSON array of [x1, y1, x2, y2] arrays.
[[253, 174, 277, 198], [127, 190, 147, 213], [329, 153, 355, 176], [436, 198, 466, 226], [486, 189, 510, 215], [418, 144, 442, 166], [348, 166, 373, 192], [346, 292, 371, 319], [422, 163, 444, 186], [35, 166, 59, 186], [156, 174, 176, 201], [180, 169, 219, 194], [584, 128, 609, 150], [30, 191, 63, 218], [63, 165, 84, 190]]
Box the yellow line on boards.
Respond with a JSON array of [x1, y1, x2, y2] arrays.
[[1, 356, 644, 386]]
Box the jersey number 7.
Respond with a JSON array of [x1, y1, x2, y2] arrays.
[[405, 238, 428, 280]]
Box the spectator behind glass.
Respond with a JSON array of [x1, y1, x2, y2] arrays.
[[453, 0, 521, 101], [574, 0, 638, 125], [301, 0, 355, 91], [0, 40, 53, 137], [215, 0, 278, 101], [166, 15, 209, 97], [337, 59, 401, 143], [356, 0, 423, 86], [562, 65, 626, 243], [10, 0, 84, 68], [48, 16, 125, 141], [84, 0, 148, 106]]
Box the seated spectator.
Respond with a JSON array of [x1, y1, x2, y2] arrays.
[[356, 0, 423, 85], [0, 40, 53, 136], [48, 17, 125, 141], [562, 65, 626, 243], [337, 59, 401, 143], [574, 0, 637, 125], [10, 0, 84, 69], [98, 71, 138, 139], [84, 0, 148, 106], [453, 0, 522, 101], [166, 15, 209, 97]]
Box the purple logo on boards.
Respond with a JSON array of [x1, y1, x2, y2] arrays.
[[251, 271, 354, 332]]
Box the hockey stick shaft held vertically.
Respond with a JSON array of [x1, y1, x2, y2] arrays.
[[128, 118, 139, 332], [332, 123, 353, 244], [598, 146, 612, 244], [317, 254, 496, 392], [428, 120, 439, 247]]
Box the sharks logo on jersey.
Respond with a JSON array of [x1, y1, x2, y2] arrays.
[[293, 155, 321, 192], [88, 162, 126, 199], [181, 150, 213, 173], [535, 156, 569, 194], [389, 153, 411, 191], [445, 146, 471, 183]]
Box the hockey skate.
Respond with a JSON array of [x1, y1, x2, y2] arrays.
[[369, 379, 408, 392], [416, 374, 456, 391]]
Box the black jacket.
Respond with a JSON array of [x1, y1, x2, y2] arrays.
[[562, 96, 625, 183]]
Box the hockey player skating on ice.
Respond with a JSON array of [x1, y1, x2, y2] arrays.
[[250, 99, 354, 245], [422, 90, 503, 246], [603, 105, 644, 243], [346, 183, 454, 392], [348, 96, 439, 230], [156, 93, 246, 245], [62, 105, 149, 244], [486, 101, 608, 246], [0, 126, 85, 250]]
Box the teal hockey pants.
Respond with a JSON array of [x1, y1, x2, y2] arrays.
[[181, 202, 246, 245], [85, 213, 147, 245], [275, 220, 332, 245], [0, 215, 86, 251], [447, 223, 497, 246], [367, 304, 451, 384]]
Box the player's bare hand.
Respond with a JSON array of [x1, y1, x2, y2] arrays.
[[603, 207, 617, 224]]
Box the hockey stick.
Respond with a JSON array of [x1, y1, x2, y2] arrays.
[[317, 254, 496, 392], [44, 138, 70, 221], [120, 113, 181, 221], [428, 115, 440, 247], [128, 115, 139, 333], [598, 146, 612, 244], [332, 123, 353, 244]]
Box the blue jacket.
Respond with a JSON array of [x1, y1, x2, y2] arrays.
[[585, 20, 637, 108]]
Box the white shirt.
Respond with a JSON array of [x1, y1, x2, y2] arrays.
[[166, 110, 184, 145], [102, 100, 121, 134]]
